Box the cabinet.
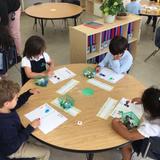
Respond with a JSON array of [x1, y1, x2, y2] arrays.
[[70, 14, 141, 63]]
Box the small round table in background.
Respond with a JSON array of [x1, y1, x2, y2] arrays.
[[25, 3, 83, 35]]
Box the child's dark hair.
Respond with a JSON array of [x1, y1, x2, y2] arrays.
[[0, 80, 20, 107], [142, 87, 160, 120], [109, 36, 128, 55], [0, 25, 14, 50], [23, 35, 46, 58]]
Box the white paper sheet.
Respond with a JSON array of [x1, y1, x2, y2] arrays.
[[51, 98, 81, 117], [96, 67, 125, 84], [25, 103, 67, 134], [49, 67, 76, 84], [111, 98, 144, 119], [56, 79, 79, 95], [97, 97, 118, 120], [87, 79, 113, 91]]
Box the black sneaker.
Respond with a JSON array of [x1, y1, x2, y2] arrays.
[[17, 55, 22, 63]]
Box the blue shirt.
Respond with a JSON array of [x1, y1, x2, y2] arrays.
[[126, 1, 141, 15], [98, 50, 133, 74]]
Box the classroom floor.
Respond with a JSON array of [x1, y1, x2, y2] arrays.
[[8, 12, 160, 160]]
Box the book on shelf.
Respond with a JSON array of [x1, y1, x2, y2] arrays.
[[87, 35, 96, 53], [87, 36, 91, 53], [127, 23, 133, 41], [111, 98, 144, 129], [92, 34, 96, 52], [83, 21, 103, 29], [100, 26, 123, 50]]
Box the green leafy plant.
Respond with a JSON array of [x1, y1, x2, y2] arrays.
[[100, 0, 124, 16], [117, 3, 127, 16]]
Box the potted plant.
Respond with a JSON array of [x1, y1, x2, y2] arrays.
[[116, 3, 128, 19], [100, 0, 124, 23]]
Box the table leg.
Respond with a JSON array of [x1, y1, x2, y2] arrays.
[[86, 153, 94, 160], [152, 16, 157, 32], [40, 19, 44, 35], [74, 17, 77, 26]]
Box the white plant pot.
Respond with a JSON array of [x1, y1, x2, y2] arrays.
[[104, 15, 116, 23]]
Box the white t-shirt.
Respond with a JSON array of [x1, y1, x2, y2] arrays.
[[21, 52, 51, 68], [138, 118, 160, 138]]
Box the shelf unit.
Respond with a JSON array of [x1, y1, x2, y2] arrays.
[[70, 14, 141, 63]]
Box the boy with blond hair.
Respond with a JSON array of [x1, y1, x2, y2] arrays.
[[0, 80, 50, 160]]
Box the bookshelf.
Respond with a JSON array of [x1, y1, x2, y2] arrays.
[[70, 14, 141, 63]]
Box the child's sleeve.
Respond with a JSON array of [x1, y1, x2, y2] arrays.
[[43, 52, 51, 64], [98, 52, 110, 68], [21, 57, 31, 68], [14, 90, 33, 110], [137, 121, 160, 138]]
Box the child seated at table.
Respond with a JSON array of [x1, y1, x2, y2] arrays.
[[96, 36, 133, 74], [125, 0, 141, 15], [21, 35, 54, 85], [112, 87, 160, 160], [0, 79, 50, 160]]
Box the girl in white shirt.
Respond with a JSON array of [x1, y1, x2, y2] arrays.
[[21, 35, 54, 85], [112, 87, 160, 160]]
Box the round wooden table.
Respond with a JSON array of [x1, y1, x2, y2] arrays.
[[25, 3, 83, 35], [18, 64, 145, 160], [140, 1, 160, 32]]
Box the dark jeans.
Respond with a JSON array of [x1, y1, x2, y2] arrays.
[[146, 16, 157, 32]]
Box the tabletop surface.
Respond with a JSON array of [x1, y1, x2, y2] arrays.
[[140, 1, 160, 16], [18, 64, 145, 152], [24, 2, 83, 19]]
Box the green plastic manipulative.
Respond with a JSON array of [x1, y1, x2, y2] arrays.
[[58, 95, 74, 109], [119, 111, 140, 129], [82, 88, 94, 96], [83, 67, 96, 79], [35, 76, 48, 87]]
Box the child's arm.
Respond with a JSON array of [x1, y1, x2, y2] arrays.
[[14, 89, 40, 110], [43, 52, 54, 76], [24, 66, 48, 79], [97, 53, 110, 69], [110, 51, 133, 74], [112, 118, 144, 141], [46, 60, 54, 76]]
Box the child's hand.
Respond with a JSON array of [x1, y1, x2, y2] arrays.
[[112, 118, 127, 129], [46, 70, 53, 77], [114, 53, 123, 60], [95, 66, 101, 73], [114, 55, 121, 60], [30, 118, 40, 129], [131, 97, 142, 104], [29, 88, 40, 95]]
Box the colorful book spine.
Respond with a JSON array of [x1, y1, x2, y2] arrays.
[[87, 36, 91, 54], [128, 23, 133, 41], [91, 35, 96, 52], [103, 31, 108, 48]]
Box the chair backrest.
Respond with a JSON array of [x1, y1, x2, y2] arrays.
[[139, 137, 160, 159], [155, 27, 160, 48], [146, 137, 160, 159]]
